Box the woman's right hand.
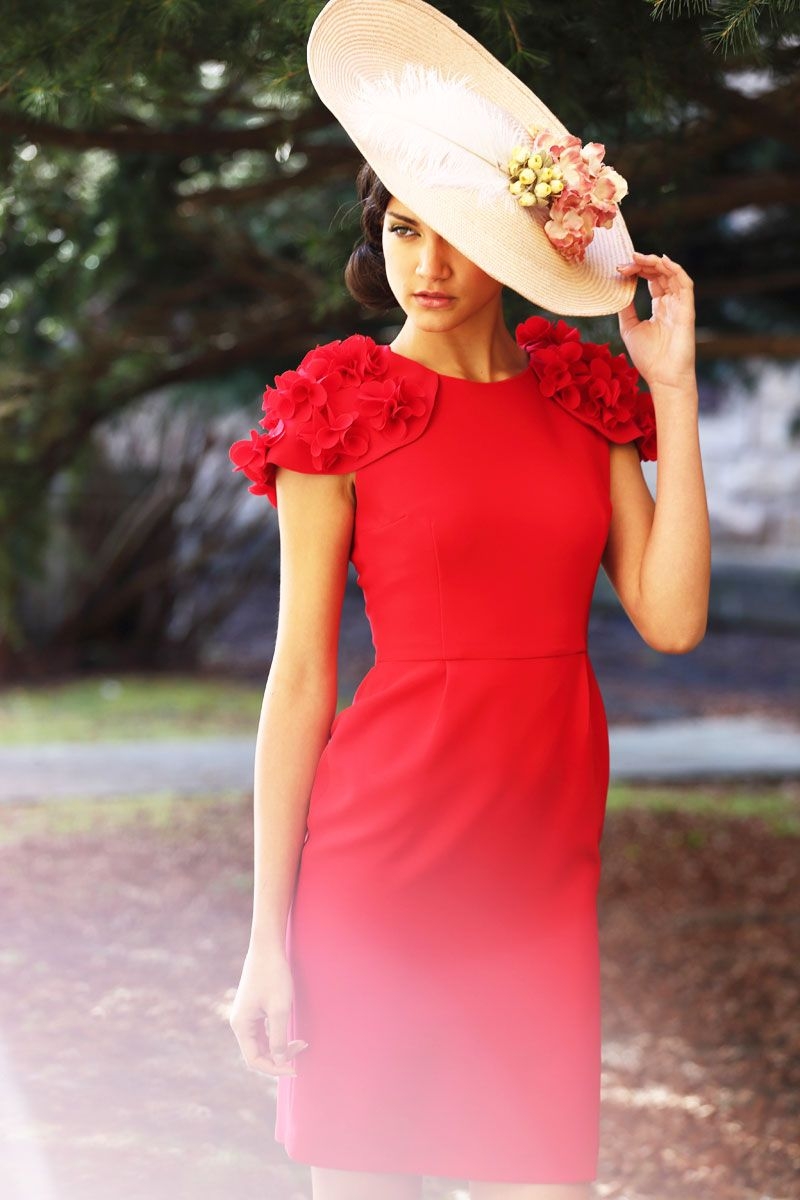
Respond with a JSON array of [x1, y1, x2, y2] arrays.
[[228, 944, 309, 1077]]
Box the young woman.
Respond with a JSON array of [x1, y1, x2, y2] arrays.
[[227, 3, 711, 1199]]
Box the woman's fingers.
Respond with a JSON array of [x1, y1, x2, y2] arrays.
[[617, 251, 693, 284], [230, 1009, 269, 1063], [239, 1035, 309, 1077], [229, 950, 307, 1077], [255, 1038, 309, 1076], [265, 1002, 290, 1064], [250, 1054, 298, 1076], [230, 1004, 308, 1076], [616, 251, 695, 304]]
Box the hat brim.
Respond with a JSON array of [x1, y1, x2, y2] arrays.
[[307, 0, 637, 318]]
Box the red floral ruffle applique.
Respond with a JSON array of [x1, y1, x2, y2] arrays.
[[515, 315, 658, 461], [229, 334, 438, 506]]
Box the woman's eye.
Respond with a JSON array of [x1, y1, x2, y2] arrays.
[[388, 224, 415, 237]]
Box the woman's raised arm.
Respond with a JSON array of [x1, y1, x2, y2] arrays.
[[604, 251, 711, 653]]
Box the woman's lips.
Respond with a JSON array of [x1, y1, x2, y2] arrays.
[[413, 293, 455, 308]]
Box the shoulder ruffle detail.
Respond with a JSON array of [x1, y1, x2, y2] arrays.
[[515, 315, 658, 462], [228, 334, 438, 506]]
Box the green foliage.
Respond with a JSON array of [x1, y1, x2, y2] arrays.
[[0, 791, 247, 848], [0, 0, 798, 667], [607, 782, 800, 837], [0, 673, 265, 743], [649, 0, 800, 58], [0, 0, 310, 121]]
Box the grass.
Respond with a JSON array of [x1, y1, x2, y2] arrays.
[[0, 782, 797, 851], [0, 790, 249, 848], [0, 674, 355, 744], [0, 674, 262, 744], [607, 781, 800, 837]]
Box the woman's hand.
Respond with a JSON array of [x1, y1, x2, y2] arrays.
[[228, 945, 308, 1077], [615, 251, 697, 393]]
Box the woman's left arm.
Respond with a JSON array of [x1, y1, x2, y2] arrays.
[[601, 251, 711, 654]]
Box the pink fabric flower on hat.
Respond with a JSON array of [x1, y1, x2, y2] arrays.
[[507, 126, 628, 264]]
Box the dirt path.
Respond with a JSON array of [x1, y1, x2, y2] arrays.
[[1, 790, 798, 1200]]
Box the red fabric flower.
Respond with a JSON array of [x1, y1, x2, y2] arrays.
[[359, 376, 431, 443], [228, 334, 437, 502], [265, 370, 327, 424], [298, 404, 371, 469], [635, 408, 658, 461], [228, 422, 286, 497], [299, 334, 392, 392], [515, 316, 658, 462]]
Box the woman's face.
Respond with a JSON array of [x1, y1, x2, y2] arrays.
[[381, 195, 503, 330]]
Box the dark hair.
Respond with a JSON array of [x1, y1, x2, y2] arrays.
[[344, 161, 399, 313]]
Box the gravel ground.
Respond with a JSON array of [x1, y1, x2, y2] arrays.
[[1, 791, 797, 1200]]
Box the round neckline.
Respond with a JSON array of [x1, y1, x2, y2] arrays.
[[386, 345, 532, 387]]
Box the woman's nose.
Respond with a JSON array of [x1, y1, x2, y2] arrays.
[[415, 236, 451, 281]]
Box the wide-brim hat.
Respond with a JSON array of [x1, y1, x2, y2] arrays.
[[306, 0, 637, 317]]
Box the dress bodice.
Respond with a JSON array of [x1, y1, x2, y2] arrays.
[[229, 318, 658, 660]]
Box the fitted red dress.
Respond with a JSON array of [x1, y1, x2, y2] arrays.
[[229, 316, 658, 1185]]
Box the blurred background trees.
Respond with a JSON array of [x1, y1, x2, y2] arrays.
[[1, 0, 798, 677]]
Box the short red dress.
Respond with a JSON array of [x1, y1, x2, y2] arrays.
[[229, 316, 657, 1185]]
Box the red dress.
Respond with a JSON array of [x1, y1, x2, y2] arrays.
[[229, 317, 657, 1184]]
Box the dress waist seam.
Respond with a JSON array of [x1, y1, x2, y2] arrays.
[[375, 649, 587, 662]]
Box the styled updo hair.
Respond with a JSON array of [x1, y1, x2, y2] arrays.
[[344, 160, 400, 313]]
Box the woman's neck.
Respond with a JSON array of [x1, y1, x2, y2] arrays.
[[389, 310, 529, 384]]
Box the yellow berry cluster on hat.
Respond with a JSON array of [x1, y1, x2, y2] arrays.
[[507, 126, 564, 208]]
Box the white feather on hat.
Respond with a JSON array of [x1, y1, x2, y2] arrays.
[[353, 63, 527, 213]]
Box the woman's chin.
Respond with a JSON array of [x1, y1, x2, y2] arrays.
[[402, 306, 463, 333]]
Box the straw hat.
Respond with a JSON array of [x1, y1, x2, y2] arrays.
[[306, 0, 637, 317]]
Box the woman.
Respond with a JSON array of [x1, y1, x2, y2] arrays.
[[228, 2, 711, 1198]]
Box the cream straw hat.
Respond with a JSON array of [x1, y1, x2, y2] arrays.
[[306, 0, 638, 317]]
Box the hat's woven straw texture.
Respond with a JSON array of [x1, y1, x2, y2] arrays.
[[307, 0, 637, 317]]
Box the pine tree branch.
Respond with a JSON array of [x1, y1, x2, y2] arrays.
[[696, 332, 800, 357], [626, 171, 800, 230], [0, 103, 333, 154], [697, 268, 800, 297], [688, 73, 800, 146], [177, 145, 361, 210], [620, 73, 800, 178]]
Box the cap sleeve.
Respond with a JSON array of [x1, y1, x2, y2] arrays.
[[516, 315, 658, 462], [228, 334, 439, 507]]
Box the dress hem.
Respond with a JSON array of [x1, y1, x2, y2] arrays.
[[276, 1137, 599, 1186]]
